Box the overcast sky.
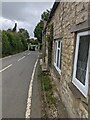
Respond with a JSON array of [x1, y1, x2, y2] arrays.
[[0, 2, 54, 38]]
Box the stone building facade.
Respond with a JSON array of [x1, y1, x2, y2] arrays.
[[43, 1, 90, 118]]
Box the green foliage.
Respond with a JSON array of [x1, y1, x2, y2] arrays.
[[18, 33, 28, 51], [29, 38, 38, 45], [27, 38, 31, 43], [12, 23, 17, 32], [34, 9, 50, 47], [41, 9, 50, 21], [19, 28, 30, 40], [42, 75, 52, 91], [2, 31, 11, 56], [48, 24, 53, 67], [38, 64, 56, 105], [2, 30, 28, 57], [34, 20, 43, 44]]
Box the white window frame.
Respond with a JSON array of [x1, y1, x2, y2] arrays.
[[54, 39, 62, 74], [72, 31, 90, 97]]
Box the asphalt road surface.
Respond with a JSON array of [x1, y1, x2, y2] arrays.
[[1, 50, 39, 118]]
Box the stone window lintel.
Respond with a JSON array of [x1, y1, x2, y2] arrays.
[[70, 19, 90, 33]]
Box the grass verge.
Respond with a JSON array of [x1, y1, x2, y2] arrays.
[[38, 61, 57, 118]]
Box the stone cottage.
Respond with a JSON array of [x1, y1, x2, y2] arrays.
[[42, 1, 90, 118]]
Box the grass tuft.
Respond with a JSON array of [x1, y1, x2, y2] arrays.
[[38, 64, 56, 106]]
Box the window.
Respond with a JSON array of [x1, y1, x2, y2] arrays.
[[73, 31, 90, 97], [54, 39, 62, 74]]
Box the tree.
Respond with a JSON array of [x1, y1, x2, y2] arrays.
[[12, 23, 17, 32], [34, 9, 50, 48], [2, 31, 11, 56], [18, 33, 28, 51], [19, 28, 30, 40], [29, 38, 38, 45], [2, 30, 28, 57], [7, 28, 12, 32], [6, 31, 16, 53], [41, 9, 50, 21], [34, 20, 43, 44]]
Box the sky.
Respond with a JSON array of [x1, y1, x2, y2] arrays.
[[0, 2, 54, 38]]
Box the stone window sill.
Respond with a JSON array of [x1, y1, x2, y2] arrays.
[[68, 82, 88, 111]]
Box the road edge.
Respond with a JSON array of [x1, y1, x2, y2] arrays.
[[25, 58, 38, 118]]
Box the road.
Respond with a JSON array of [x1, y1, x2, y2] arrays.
[[1, 51, 39, 118]]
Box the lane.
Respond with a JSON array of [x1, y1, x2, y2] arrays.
[[25, 59, 38, 118], [18, 56, 25, 62], [2, 50, 30, 69], [0, 64, 12, 73], [2, 51, 39, 118], [27, 53, 30, 56], [1, 50, 28, 60]]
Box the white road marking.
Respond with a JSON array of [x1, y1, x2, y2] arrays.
[[0, 64, 12, 73], [28, 53, 30, 56], [25, 59, 38, 118], [18, 56, 25, 61], [0, 51, 28, 60]]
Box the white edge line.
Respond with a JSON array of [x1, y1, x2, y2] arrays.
[[0, 64, 12, 73], [18, 56, 25, 61], [0, 55, 11, 60], [25, 59, 38, 118], [28, 53, 30, 55], [0, 50, 28, 60]]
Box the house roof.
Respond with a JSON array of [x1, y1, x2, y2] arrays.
[[43, 1, 60, 32]]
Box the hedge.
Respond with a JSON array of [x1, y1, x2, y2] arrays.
[[2, 30, 28, 57]]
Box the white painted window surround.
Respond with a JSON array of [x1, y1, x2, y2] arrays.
[[54, 39, 62, 74], [72, 31, 90, 97]]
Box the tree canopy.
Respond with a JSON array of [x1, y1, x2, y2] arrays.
[[19, 28, 30, 40], [29, 38, 38, 45], [2, 30, 28, 57], [34, 9, 50, 45], [12, 23, 17, 32], [34, 20, 44, 44], [1, 22, 30, 57], [41, 9, 50, 21]]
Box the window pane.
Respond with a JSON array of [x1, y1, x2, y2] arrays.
[[57, 49, 60, 67], [59, 42, 62, 69], [58, 41, 60, 48], [76, 35, 90, 85], [54, 42, 57, 63]]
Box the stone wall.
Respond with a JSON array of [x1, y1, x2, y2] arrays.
[[46, 2, 89, 118]]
